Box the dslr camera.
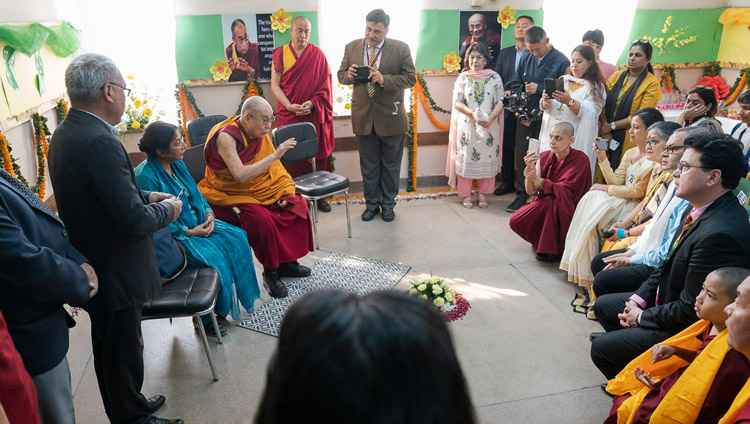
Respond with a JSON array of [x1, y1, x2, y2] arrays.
[[502, 81, 544, 125]]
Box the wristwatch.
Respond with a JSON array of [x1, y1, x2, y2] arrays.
[[568, 98, 576, 106], [610, 122, 617, 131]]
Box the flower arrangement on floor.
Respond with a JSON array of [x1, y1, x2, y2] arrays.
[[117, 75, 165, 132], [409, 276, 470, 322]]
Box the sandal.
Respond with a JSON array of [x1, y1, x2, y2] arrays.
[[478, 194, 488, 209], [462, 197, 473, 209]]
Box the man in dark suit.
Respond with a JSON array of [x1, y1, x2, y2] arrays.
[[506, 26, 569, 212], [0, 169, 95, 423], [590, 134, 750, 380], [48, 53, 183, 424], [493, 15, 534, 196], [337, 8, 416, 223]]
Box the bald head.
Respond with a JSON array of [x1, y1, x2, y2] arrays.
[[552, 122, 575, 137], [241, 96, 271, 117], [468, 14, 487, 39], [290, 16, 312, 50]]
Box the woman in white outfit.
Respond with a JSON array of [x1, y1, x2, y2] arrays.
[[538, 45, 606, 177]]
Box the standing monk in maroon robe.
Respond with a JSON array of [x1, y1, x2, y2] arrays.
[[271, 16, 335, 212], [225, 18, 260, 82], [509, 122, 591, 261], [198, 96, 314, 299], [719, 275, 750, 423]]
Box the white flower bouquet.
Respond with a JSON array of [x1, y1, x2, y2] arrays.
[[408, 276, 470, 322]]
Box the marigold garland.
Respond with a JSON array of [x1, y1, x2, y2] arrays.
[[0, 131, 15, 176], [31, 113, 49, 198], [56, 98, 68, 123], [235, 78, 264, 115], [726, 68, 750, 105], [658, 65, 679, 92], [174, 83, 204, 148]]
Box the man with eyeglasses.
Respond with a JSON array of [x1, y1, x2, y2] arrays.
[[198, 96, 314, 299], [225, 18, 260, 81], [49, 53, 184, 423], [590, 133, 750, 384]]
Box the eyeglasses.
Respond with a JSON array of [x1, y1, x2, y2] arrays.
[[582, 41, 601, 49], [677, 161, 712, 173], [664, 145, 686, 154], [645, 136, 663, 146], [632, 39, 651, 45], [694, 85, 715, 91], [101, 82, 131, 97], [248, 114, 276, 126]]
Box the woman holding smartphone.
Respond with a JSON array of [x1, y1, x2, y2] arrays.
[[538, 44, 607, 177], [446, 42, 505, 209], [135, 121, 261, 336]]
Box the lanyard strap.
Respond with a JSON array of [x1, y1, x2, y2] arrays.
[[366, 43, 383, 67]]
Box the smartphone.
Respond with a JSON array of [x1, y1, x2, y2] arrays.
[[353, 65, 371, 84], [602, 229, 615, 239], [527, 138, 540, 154], [177, 188, 185, 200], [544, 77, 564, 97], [594, 138, 610, 151]]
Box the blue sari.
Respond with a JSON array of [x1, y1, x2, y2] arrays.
[[135, 158, 260, 320]]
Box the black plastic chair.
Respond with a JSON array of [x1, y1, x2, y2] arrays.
[[142, 268, 222, 381], [271, 122, 351, 249], [186, 115, 227, 147]]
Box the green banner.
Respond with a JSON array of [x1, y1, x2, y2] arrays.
[[415, 10, 460, 70], [175, 15, 224, 81], [272, 11, 319, 48], [617, 9, 724, 65], [500, 10, 544, 49]]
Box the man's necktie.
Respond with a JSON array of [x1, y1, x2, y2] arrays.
[[0, 169, 63, 225], [368, 46, 378, 98]]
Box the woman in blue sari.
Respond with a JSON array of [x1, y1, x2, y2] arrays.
[[135, 121, 260, 336]]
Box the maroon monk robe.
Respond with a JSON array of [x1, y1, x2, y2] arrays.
[[226, 42, 260, 82], [203, 123, 314, 271], [733, 403, 750, 423], [272, 43, 335, 177], [509, 149, 591, 256], [604, 328, 750, 424], [0, 311, 40, 424]]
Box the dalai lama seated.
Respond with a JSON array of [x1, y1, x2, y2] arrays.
[[198, 96, 314, 298]]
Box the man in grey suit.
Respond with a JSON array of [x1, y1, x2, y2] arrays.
[[48, 53, 183, 424], [337, 9, 416, 222]]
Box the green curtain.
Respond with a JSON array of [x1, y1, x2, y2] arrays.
[[0, 21, 79, 57]]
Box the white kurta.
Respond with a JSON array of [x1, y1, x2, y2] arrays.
[[451, 73, 504, 180], [538, 75, 605, 178]]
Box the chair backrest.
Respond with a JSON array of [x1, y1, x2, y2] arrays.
[[183, 144, 207, 184], [270, 122, 318, 164], [186, 115, 227, 147]]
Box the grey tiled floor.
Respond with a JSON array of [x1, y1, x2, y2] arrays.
[[68, 193, 612, 423]]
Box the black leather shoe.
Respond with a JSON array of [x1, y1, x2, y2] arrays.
[[204, 322, 228, 337], [277, 261, 312, 278], [147, 418, 183, 424], [600, 383, 614, 398], [361, 207, 380, 221], [589, 332, 605, 342], [147, 395, 166, 414], [316, 199, 331, 213], [494, 184, 514, 196], [506, 196, 527, 213], [263, 272, 288, 298], [381, 207, 395, 222]]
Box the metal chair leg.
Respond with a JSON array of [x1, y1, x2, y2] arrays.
[[309, 200, 320, 250], [193, 316, 219, 381], [344, 190, 351, 238], [209, 310, 222, 345]]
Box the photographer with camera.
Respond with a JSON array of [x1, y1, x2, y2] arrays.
[[506, 27, 569, 213]]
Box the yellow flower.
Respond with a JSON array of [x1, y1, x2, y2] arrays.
[[445, 291, 454, 303], [497, 6, 517, 29], [432, 285, 443, 295], [210, 61, 232, 82], [126, 74, 135, 81], [344, 103, 351, 110], [133, 99, 143, 108], [131, 121, 141, 130], [271, 8, 292, 33], [417, 284, 427, 292], [443, 52, 461, 73], [143, 107, 153, 117], [434, 297, 445, 307]]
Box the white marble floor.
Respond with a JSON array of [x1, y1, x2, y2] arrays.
[[67, 192, 612, 423]]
